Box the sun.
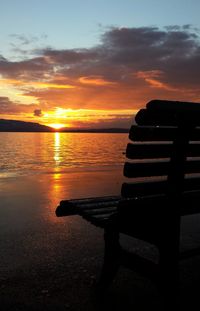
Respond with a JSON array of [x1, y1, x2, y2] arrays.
[[49, 123, 65, 130]]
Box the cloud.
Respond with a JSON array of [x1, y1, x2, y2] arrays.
[[136, 70, 178, 91], [32, 26, 200, 95], [0, 96, 37, 114], [33, 109, 43, 117], [0, 56, 52, 80], [98, 26, 200, 88], [10, 34, 39, 46], [0, 25, 200, 115], [0, 97, 19, 113], [8, 34, 49, 60], [79, 75, 117, 86], [40, 47, 97, 64]]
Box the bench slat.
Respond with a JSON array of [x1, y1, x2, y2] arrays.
[[124, 161, 169, 177], [121, 180, 167, 197], [124, 160, 200, 178], [136, 108, 200, 126], [118, 190, 200, 216], [126, 142, 200, 159], [81, 206, 117, 216], [122, 176, 200, 198], [76, 200, 119, 211], [147, 99, 200, 113], [60, 195, 120, 206], [56, 195, 121, 217], [126, 143, 172, 159], [129, 125, 200, 142]]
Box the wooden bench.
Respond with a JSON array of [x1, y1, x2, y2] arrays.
[[56, 99, 200, 299]]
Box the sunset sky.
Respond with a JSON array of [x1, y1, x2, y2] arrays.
[[0, 0, 200, 129]]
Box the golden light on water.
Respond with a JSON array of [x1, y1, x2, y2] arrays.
[[54, 132, 61, 165]]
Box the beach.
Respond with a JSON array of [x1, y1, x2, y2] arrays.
[[1, 169, 200, 310]]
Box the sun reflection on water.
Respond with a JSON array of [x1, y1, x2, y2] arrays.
[[54, 132, 61, 165], [52, 172, 62, 199]]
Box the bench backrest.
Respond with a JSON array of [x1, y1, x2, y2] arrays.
[[121, 100, 200, 214]]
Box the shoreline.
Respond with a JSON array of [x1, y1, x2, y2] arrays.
[[0, 164, 124, 179]]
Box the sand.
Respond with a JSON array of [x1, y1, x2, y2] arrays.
[[1, 169, 200, 310]]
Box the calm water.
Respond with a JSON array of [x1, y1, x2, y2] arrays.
[[0, 132, 128, 178]]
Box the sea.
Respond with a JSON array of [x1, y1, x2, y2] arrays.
[[0, 132, 129, 178]]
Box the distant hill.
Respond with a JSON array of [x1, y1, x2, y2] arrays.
[[0, 119, 129, 133], [0, 119, 53, 132]]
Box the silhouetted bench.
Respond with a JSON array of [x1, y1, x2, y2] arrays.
[[56, 99, 200, 299]]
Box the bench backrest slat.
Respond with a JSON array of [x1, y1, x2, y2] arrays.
[[129, 126, 200, 141], [147, 99, 200, 113], [122, 99, 200, 201], [126, 143, 200, 159], [124, 160, 200, 178], [135, 109, 200, 126], [136, 99, 200, 126], [121, 176, 200, 198]]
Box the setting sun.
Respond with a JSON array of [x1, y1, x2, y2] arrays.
[[49, 123, 65, 130]]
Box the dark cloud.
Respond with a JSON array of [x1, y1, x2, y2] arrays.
[[0, 55, 7, 62], [0, 97, 37, 114], [96, 26, 200, 87], [0, 97, 19, 113], [2, 26, 200, 82], [1, 25, 200, 110], [41, 26, 200, 90], [0, 56, 52, 79], [40, 48, 98, 64], [33, 109, 43, 117]]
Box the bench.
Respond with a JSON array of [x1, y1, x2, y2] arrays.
[[56, 99, 200, 299]]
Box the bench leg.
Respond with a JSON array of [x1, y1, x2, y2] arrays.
[[96, 228, 121, 292], [158, 216, 181, 305]]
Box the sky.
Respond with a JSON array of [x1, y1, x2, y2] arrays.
[[0, 0, 200, 129]]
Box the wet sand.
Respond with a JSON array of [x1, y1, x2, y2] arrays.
[[1, 169, 200, 310]]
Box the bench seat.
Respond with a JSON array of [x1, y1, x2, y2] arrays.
[[56, 195, 120, 227]]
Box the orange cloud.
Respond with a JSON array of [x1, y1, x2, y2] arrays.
[[0, 26, 200, 128], [136, 70, 178, 91], [0, 78, 75, 89], [79, 76, 117, 86]]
